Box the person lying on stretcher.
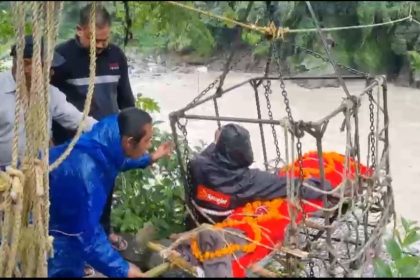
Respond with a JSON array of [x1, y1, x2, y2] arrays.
[[186, 123, 332, 229]]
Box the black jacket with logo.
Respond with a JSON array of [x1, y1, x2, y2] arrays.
[[50, 37, 135, 144], [188, 124, 332, 224]]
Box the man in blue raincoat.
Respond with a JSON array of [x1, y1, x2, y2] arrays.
[[48, 107, 172, 278]]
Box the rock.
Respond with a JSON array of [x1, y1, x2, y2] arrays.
[[119, 232, 149, 269], [394, 57, 412, 87], [196, 66, 208, 73], [178, 67, 194, 74]]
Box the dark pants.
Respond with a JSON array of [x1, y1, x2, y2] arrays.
[[100, 188, 113, 236]]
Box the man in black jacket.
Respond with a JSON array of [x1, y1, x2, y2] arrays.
[[50, 3, 134, 268], [187, 123, 332, 228]]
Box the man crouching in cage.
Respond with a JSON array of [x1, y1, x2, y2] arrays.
[[186, 123, 331, 227], [153, 123, 332, 277]]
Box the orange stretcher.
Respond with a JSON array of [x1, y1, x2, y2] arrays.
[[190, 151, 371, 277]]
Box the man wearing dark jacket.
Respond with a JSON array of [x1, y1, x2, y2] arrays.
[[50, 3, 136, 271], [187, 123, 332, 227]]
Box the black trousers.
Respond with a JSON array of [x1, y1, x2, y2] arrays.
[[100, 186, 114, 236]]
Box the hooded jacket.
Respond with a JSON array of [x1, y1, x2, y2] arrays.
[[189, 124, 332, 218], [48, 114, 152, 278]]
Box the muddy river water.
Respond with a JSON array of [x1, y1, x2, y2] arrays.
[[131, 69, 420, 224]]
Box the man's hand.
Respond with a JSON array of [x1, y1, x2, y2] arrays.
[[127, 263, 146, 278], [151, 141, 173, 162]]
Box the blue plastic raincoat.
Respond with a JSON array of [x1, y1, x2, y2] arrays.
[[48, 114, 153, 278]]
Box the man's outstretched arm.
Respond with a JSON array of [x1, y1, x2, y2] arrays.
[[120, 141, 173, 171]]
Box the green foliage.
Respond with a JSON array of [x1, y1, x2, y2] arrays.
[[112, 2, 216, 57], [356, 1, 377, 45], [135, 95, 160, 113], [407, 51, 420, 71], [353, 38, 393, 74], [373, 217, 420, 277], [0, 3, 14, 58], [111, 123, 186, 238], [1, 1, 420, 81]]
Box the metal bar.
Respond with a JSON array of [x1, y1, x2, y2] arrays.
[[381, 80, 395, 222], [175, 75, 367, 115], [353, 98, 362, 214], [178, 76, 381, 142], [251, 75, 366, 81], [251, 81, 269, 170], [312, 77, 381, 127], [359, 77, 381, 98], [382, 80, 390, 174], [375, 83, 381, 178], [315, 133, 334, 274], [183, 114, 286, 127], [306, 1, 352, 98], [215, 1, 254, 93], [213, 97, 221, 129], [303, 231, 364, 247], [178, 80, 251, 114], [312, 103, 346, 127]]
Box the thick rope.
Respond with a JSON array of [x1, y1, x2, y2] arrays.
[[0, 2, 27, 276], [166, 1, 414, 40], [0, 1, 63, 277], [27, 2, 46, 277], [40, 3, 64, 272], [48, 2, 96, 172]]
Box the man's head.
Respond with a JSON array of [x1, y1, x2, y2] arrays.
[[215, 123, 254, 168], [10, 35, 65, 90], [76, 4, 112, 55], [118, 108, 153, 159]]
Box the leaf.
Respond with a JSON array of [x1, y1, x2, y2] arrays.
[[395, 229, 403, 246], [395, 256, 420, 277], [402, 231, 420, 248], [373, 259, 393, 277], [386, 238, 402, 261], [401, 217, 410, 233], [242, 31, 262, 46]]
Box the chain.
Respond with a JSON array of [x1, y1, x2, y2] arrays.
[[263, 79, 282, 168], [309, 260, 315, 277], [185, 78, 220, 109], [367, 90, 376, 169], [184, 1, 254, 111], [176, 118, 202, 224], [273, 41, 316, 277], [291, 43, 369, 77]]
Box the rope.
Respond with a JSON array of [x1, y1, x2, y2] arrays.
[[0, 1, 63, 277], [41, 2, 64, 266], [28, 2, 48, 276], [166, 1, 414, 40], [0, 2, 26, 276], [10, 3, 27, 169], [49, 2, 96, 172]]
